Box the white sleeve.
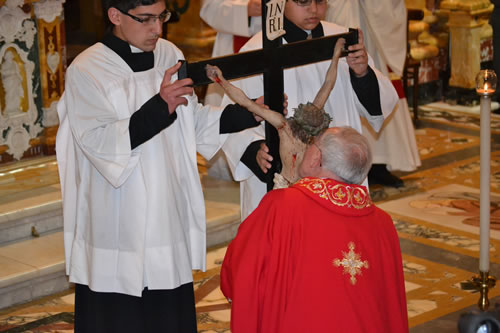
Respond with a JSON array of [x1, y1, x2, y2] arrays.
[[355, 56, 398, 133], [190, 93, 227, 160], [222, 125, 265, 181], [62, 65, 140, 188], [200, 0, 254, 37]]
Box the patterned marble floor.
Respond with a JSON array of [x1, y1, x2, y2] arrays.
[[1, 105, 500, 332]]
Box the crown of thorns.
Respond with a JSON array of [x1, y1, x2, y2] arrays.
[[288, 102, 332, 144]]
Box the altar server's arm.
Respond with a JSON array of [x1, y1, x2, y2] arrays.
[[200, 0, 254, 37], [346, 29, 398, 132], [350, 63, 398, 132], [129, 62, 192, 149], [129, 62, 259, 158]]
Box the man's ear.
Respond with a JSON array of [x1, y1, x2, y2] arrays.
[[108, 7, 121, 26], [311, 147, 322, 169]]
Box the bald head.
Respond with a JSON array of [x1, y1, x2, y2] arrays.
[[298, 127, 372, 185]]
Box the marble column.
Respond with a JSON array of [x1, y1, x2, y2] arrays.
[[439, 0, 493, 89]]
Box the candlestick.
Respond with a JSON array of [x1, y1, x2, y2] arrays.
[[461, 70, 498, 311]]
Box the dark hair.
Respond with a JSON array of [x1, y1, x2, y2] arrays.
[[102, 0, 163, 12]]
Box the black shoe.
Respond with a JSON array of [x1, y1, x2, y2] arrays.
[[368, 164, 404, 188]]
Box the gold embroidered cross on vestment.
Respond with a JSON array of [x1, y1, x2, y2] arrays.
[[333, 242, 369, 285]]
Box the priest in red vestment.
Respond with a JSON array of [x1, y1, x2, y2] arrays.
[[220, 127, 408, 333]]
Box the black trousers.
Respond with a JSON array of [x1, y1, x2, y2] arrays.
[[74, 283, 197, 333]]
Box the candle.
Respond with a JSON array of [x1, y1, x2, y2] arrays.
[[480, 83, 494, 95], [475, 69, 497, 273], [479, 94, 491, 272], [476, 69, 497, 95]]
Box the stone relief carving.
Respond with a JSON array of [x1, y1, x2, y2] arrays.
[[19, 20, 37, 49], [0, 0, 64, 160], [34, 0, 66, 23], [0, 0, 31, 45], [1, 50, 25, 116], [0, 44, 42, 160]]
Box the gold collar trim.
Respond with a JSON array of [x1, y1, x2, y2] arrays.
[[295, 178, 372, 209]]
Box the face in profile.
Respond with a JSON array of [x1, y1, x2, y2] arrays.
[[111, 1, 168, 52]]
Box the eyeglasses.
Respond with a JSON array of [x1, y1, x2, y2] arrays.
[[117, 8, 172, 25], [292, 0, 328, 6]]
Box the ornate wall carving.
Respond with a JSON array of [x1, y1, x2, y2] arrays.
[[0, 0, 65, 161]]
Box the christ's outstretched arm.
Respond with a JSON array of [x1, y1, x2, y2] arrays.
[[206, 65, 287, 129], [313, 38, 345, 110]]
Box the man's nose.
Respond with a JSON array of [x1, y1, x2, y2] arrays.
[[152, 19, 163, 35], [308, 1, 318, 13]]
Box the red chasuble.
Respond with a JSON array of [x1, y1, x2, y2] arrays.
[[221, 177, 408, 333]]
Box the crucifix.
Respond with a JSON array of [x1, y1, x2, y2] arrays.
[[178, 0, 358, 191]]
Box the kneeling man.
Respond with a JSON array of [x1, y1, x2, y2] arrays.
[[220, 126, 408, 333]]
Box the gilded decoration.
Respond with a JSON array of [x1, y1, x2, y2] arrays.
[[440, 0, 492, 12], [333, 242, 369, 285], [37, 18, 64, 107], [295, 178, 372, 209]]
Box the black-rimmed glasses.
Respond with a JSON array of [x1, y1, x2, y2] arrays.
[[292, 0, 328, 6], [117, 8, 172, 25]]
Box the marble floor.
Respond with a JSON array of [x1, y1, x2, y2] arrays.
[[1, 104, 500, 332]]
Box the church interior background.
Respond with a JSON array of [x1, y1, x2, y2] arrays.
[[0, 0, 499, 331]]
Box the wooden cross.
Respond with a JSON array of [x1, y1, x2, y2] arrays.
[[178, 0, 358, 191]]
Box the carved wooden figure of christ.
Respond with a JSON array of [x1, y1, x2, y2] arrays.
[[178, 27, 358, 191], [206, 38, 345, 188]]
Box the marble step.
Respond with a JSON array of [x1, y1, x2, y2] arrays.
[[0, 174, 241, 310], [0, 156, 62, 246], [0, 179, 241, 247], [0, 186, 62, 246], [0, 232, 69, 310], [203, 175, 241, 248]]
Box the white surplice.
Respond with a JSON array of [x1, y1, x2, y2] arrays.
[[326, 0, 421, 172], [56, 39, 225, 297], [221, 21, 398, 220]]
